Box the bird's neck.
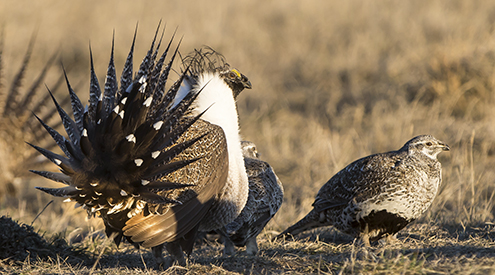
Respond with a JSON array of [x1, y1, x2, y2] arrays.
[[193, 72, 249, 204], [176, 72, 247, 181], [192, 72, 240, 140]]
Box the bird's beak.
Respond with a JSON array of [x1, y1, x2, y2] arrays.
[[440, 143, 450, 151], [242, 76, 252, 90]]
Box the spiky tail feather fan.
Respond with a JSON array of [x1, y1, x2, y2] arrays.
[[0, 29, 65, 202], [30, 25, 228, 249]]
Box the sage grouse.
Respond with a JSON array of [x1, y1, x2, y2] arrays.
[[278, 135, 449, 246], [30, 27, 251, 269], [218, 141, 284, 256], [0, 32, 61, 203]]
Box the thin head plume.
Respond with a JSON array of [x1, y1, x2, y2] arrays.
[[2, 32, 37, 117], [183, 46, 229, 77]]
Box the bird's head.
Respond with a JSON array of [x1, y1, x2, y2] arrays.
[[403, 135, 450, 160], [184, 47, 251, 99], [219, 68, 252, 98], [241, 140, 259, 159]]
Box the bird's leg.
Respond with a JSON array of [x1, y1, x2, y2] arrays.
[[195, 231, 208, 246], [222, 236, 235, 256], [385, 233, 399, 245], [358, 223, 386, 261], [359, 223, 371, 247], [163, 241, 186, 269], [245, 236, 258, 256], [152, 244, 165, 269], [356, 224, 379, 261], [361, 234, 371, 247], [216, 228, 235, 256]]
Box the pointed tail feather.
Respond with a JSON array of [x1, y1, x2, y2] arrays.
[[276, 210, 322, 239], [2, 33, 36, 117], [30, 26, 226, 250], [14, 50, 58, 118]]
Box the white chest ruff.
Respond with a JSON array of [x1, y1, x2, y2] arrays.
[[177, 73, 249, 227]]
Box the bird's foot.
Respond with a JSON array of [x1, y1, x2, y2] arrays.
[[223, 239, 235, 256], [353, 238, 377, 261], [245, 237, 258, 256], [355, 245, 378, 261]]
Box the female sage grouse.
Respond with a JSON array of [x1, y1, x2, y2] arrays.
[[30, 26, 251, 269], [278, 135, 449, 246], [218, 141, 284, 256]]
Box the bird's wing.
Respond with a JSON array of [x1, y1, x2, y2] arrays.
[[242, 158, 283, 231], [30, 27, 231, 252], [123, 121, 229, 248], [313, 152, 400, 212]]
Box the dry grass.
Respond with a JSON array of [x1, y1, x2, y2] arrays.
[[2, 0, 495, 273]]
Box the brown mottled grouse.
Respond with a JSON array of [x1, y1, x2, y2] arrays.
[[30, 26, 251, 269], [218, 141, 284, 256], [278, 135, 449, 246]]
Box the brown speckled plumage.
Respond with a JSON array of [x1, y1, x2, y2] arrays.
[[278, 135, 449, 246], [220, 141, 284, 255]]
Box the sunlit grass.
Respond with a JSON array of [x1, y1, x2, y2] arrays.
[[2, 0, 495, 273]]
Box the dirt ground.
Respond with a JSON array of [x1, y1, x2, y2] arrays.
[[2, 0, 495, 274]]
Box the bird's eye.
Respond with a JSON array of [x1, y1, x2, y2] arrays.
[[426, 142, 433, 146], [229, 71, 237, 78]]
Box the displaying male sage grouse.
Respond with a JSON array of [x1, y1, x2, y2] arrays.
[[217, 141, 284, 256], [0, 32, 62, 203], [278, 135, 449, 246], [30, 26, 251, 269]]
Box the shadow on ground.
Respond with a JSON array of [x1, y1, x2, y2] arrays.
[[4, 217, 495, 274]]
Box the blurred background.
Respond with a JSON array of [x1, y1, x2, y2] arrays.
[[1, 0, 495, 240]]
